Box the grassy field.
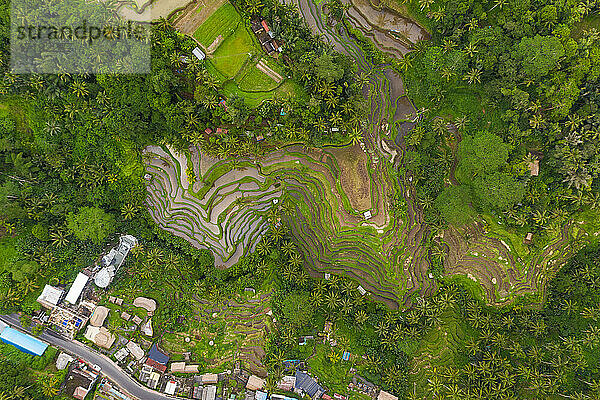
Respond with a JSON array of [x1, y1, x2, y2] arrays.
[[211, 26, 255, 78], [238, 64, 280, 92], [191, 1, 304, 106], [193, 3, 240, 48]]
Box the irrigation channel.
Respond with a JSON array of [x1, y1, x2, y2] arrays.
[[144, 0, 590, 309]]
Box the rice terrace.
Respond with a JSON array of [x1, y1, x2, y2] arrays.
[[1, 0, 600, 397], [144, 0, 600, 310]]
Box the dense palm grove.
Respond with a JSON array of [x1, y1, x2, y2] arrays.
[[402, 0, 600, 230]]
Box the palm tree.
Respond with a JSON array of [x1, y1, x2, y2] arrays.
[[418, 0, 434, 10], [418, 195, 434, 210], [70, 80, 88, 98], [281, 329, 296, 347], [282, 264, 298, 282], [442, 39, 457, 53], [529, 114, 545, 129], [154, 17, 171, 32], [375, 321, 389, 337], [455, 115, 469, 131], [38, 375, 59, 397], [340, 298, 353, 316], [489, 0, 507, 11], [466, 18, 479, 31], [270, 226, 285, 242], [441, 68, 455, 81], [309, 291, 322, 308], [324, 291, 340, 311], [465, 43, 479, 59], [349, 128, 363, 145], [463, 68, 482, 84], [355, 310, 368, 325], [398, 56, 413, 71], [533, 210, 549, 226], [146, 248, 164, 267], [121, 203, 137, 220], [19, 277, 39, 295], [256, 240, 270, 257], [281, 241, 296, 257], [247, 0, 263, 14], [267, 348, 285, 369]]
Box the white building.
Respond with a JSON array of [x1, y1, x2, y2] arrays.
[[65, 273, 89, 304], [164, 380, 177, 395], [37, 285, 64, 308], [95, 235, 137, 288], [192, 47, 205, 61]]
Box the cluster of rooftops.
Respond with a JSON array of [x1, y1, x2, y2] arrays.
[[35, 235, 138, 339]]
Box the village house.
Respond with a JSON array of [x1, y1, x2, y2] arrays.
[[145, 343, 170, 373]]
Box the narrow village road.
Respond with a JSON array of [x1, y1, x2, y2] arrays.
[[0, 314, 175, 400]]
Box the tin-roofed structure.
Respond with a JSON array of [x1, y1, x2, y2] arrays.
[[37, 285, 64, 308], [192, 47, 206, 61], [0, 327, 48, 356], [295, 371, 325, 399], [65, 273, 89, 304], [145, 343, 169, 372]]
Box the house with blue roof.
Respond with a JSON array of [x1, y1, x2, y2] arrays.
[[294, 371, 325, 399], [0, 326, 48, 356]]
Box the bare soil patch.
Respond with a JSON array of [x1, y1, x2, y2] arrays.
[[174, 0, 226, 35], [326, 144, 372, 212]]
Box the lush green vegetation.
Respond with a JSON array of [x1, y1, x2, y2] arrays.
[[400, 0, 600, 234], [1, 0, 599, 397], [193, 3, 241, 48]]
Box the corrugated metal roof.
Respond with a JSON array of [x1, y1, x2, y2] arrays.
[[0, 327, 48, 356], [148, 343, 169, 365], [295, 371, 324, 398], [65, 273, 89, 304]]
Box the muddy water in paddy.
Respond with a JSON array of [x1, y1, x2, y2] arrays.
[[347, 0, 429, 43]]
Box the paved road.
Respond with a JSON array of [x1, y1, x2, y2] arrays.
[[0, 314, 175, 400]]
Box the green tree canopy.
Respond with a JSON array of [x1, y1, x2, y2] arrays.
[[456, 131, 511, 180], [66, 206, 116, 244], [314, 53, 345, 83], [435, 185, 476, 226], [472, 172, 525, 210], [517, 35, 565, 79], [279, 291, 314, 331], [3, 259, 39, 282]]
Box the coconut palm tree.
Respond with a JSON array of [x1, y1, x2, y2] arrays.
[[309, 291, 322, 308], [441, 68, 455, 81], [349, 128, 363, 145], [281, 329, 296, 347], [146, 248, 164, 267], [324, 291, 340, 311], [38, 375, 60, 397], [355, 310, 368, 325], [489, 0, 507, 11], [19, 277, 39, 295], [121, 203, 137, 220], [247, 0, 263, 14], [418, 0, 434, 10], [398, 56, 413, 71], [256, 240, 270, 257], [281, 241, 296, 257], [455, 115, 469, 131], [282, 264, 298, 282], [463, 67, 482, 84], [340, 298, 353, 316]]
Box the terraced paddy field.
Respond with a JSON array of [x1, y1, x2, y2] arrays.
[[161, 290, 273, 376], [147, 0, 600, 313]]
